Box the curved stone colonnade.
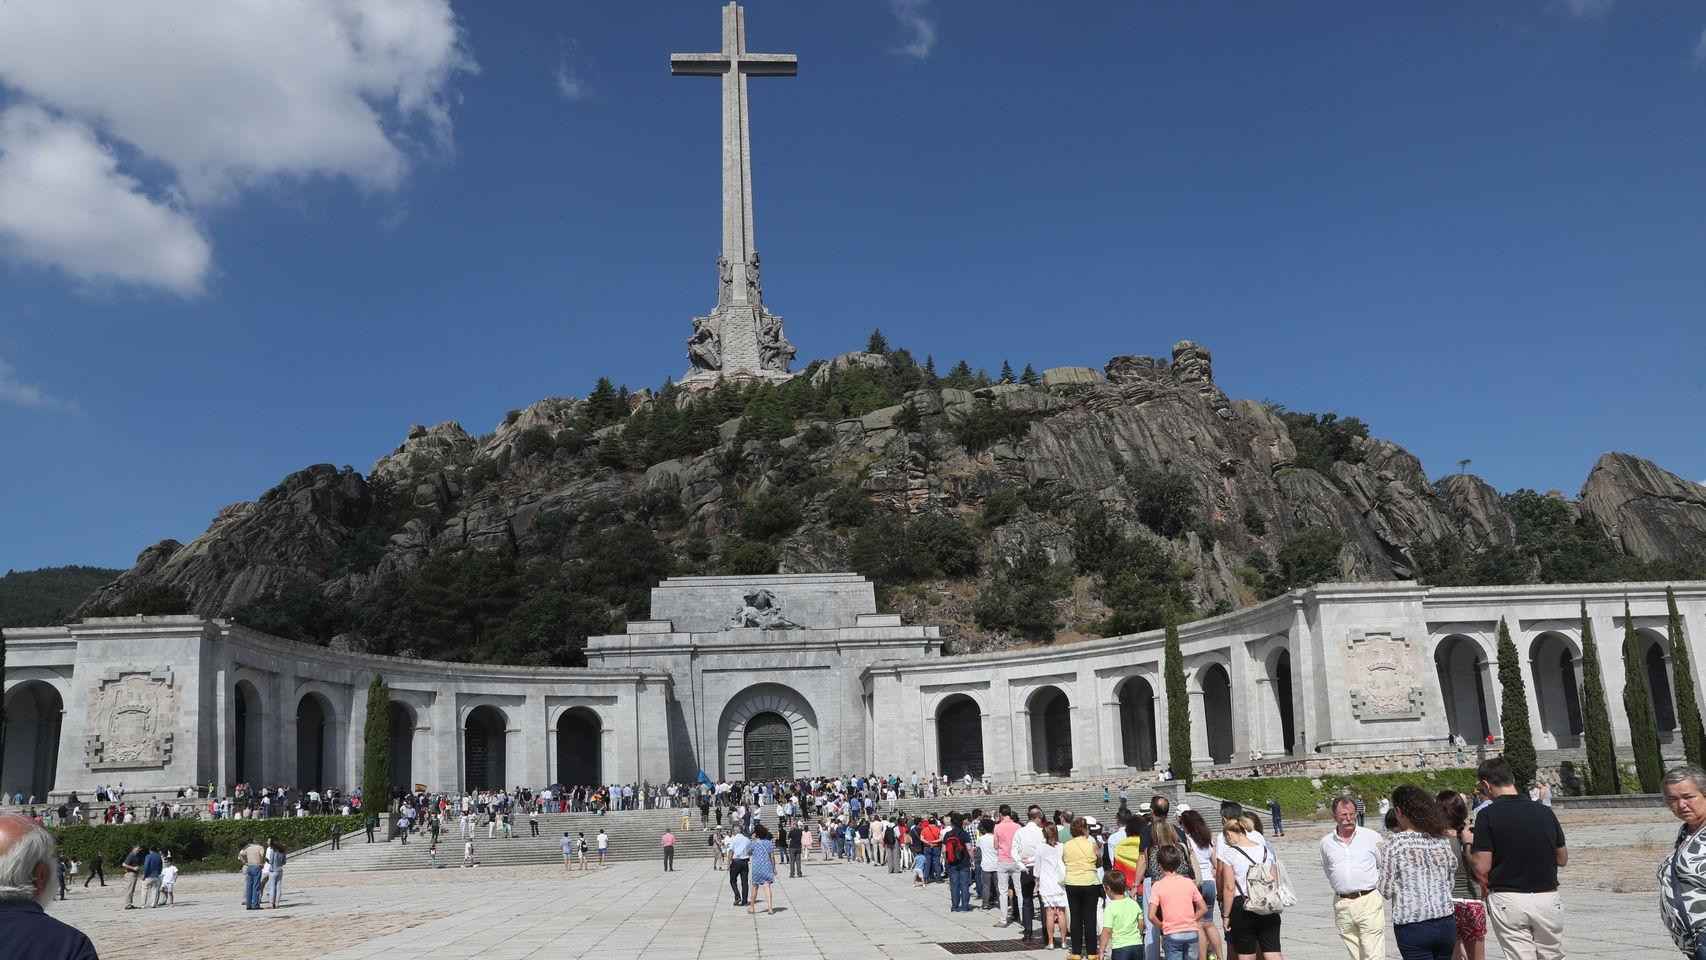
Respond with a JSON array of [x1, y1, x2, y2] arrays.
[[3, 575, 1703, 802]]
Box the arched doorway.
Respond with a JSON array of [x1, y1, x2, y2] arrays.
[[233, 680, 264, 786], [744, 712, 795, 780], [387, 702, 415, 793], [1029, 686, 1073, 776], [296, 692, 335, 790], [1, 681, 63, 802], [1434, 635, 1490, 741], [1201, 664, 1234, 765], [1643, 631, 1679, 737], [556, 708, 602, 786], [936, 695, 984, 780], [1265, 650, 1296, 755], [464, 706, 508, 791], [717, 683, 817, 781], [1116, 677, 1157, 771], [1529, 633, 1583, 749]]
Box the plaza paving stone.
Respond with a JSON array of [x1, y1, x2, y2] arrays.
[[48, 808, 1681, 959]]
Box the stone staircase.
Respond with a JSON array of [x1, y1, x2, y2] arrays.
[[288, 782, 1233, 875]]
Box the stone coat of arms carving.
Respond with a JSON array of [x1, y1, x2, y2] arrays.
[[85, 670, 178, 769], [1344, 631, 1424, 721]]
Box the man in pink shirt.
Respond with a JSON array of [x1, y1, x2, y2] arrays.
[[992, 805, 1023, 928], [661, 830, 676, 872]]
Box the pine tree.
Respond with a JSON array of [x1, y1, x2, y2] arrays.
[[1494, 617, 1537, 791], [1578, 601, 1618, 794], [1000, 360, 1015, 384], [1164, 617, 1193, 788], [924, 355, 938, 380], [866, 329, 889, 354], [1020, 363, 1040, 386], [1668, 586, 1706, 767], [1624, 601, 1664, 792], [361, 674, 393, 816]]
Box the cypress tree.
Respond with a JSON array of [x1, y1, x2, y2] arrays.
[[1668, 586, 1706, 767], [1623, 601, 1664, 792], [1577, 601, 1618, 794], [361, 674, 393, 816], [1494, 617, 1537, 791], [1164, 617, 1193, 789]]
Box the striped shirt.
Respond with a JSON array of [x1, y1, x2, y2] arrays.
[[1376, 832, 1457, 925]]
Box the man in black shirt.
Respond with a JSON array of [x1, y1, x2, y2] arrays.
[[81, 855, 103, 888], [786, 821, 804, 877], [119, 846, 143, 910], [1470, 756, 1566, 960]]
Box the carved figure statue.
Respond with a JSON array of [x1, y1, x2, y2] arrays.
[[756, 308, 795, 372], [745, 252, 763, 303], [716, 255, 734, 307], [687, 313, 723, 372], [726, 587, 799, 630]]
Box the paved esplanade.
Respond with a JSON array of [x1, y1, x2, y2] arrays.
[[673, 1, 796, 381], [51, 811, 1676, 960]]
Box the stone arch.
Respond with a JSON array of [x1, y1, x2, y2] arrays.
[[1, 680, 63, 802], [295, 690, 340, 791], [1638, 628, 1679, 738], [387, 701, 416, 793], [718, 683, 818, 781], [1027, 685, 1073, 776], [1529, 632, 1583, 749], [1198, 663, 1234, 765], [1434, 634, 1491, 742], [464, 704, 510, 791], [556, 706, 603, 786], [1262, 647, 1296, 755], [936, 694, 984, 780], [1115, 676, 1157, 771], [233, 678, 265, 786]]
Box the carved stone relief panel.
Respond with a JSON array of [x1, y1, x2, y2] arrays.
[[84, 670, 179, 770], [1344, 630, 1425, 721]]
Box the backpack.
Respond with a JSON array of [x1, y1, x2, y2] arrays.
[[944, 834, 966, 866], [884, 826, 897, 846], [1231, 844, 1295, 915]]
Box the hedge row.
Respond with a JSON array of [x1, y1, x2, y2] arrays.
[[53, 815, 365, 875], [1196, 769, 1478, 823]]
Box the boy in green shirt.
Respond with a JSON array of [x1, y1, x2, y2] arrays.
[[1099, 870, 1144, 960]]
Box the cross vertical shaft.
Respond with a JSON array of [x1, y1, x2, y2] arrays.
[[672, 3, 798, 378]]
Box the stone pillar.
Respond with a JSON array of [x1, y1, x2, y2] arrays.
[[1100, 698, 1123, 772], [347, 680, 369, 794], [1229, 650, 1251, 763], [214, 664, 231, 793], [1253, 675, 1279, 755], [1189, 690, 1209, 767], [523, 694, 548, 790], [433, 693, 459, 793], [1153, 677, 1171, 773], [278, 672, 298, 787], [1011, 708, 1028, 780], [1067, 704, 1083, 778], [1290, 599, 1316, 754]]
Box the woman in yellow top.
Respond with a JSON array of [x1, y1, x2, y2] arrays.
[[1061, 816, 1103, 960]]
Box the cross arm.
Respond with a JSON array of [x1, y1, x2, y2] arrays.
[[671, 53, 730, 76], [739, 54, 797, 77]]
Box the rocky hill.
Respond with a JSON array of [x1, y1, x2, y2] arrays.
[[71, 340, 1706, 662], [0, 565, 124, 627]]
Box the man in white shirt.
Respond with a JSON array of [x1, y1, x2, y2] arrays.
[[1013, 806, 1046, 941], [726, 830, 753, 906], [1319, 795, 1386, 960], [597, 829, 609, 864]]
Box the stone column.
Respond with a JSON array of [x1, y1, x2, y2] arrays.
[[1229, 650, 1251, 763], [1253, 675, 1278, 755], [1153, 676, 1171, 773], [523, 693, 548, 790], [432, 693, 459, 793], [214, 664, 231, 793], [1290, 599, 1316, 755], [1100, 698, 1124, 772], [347, 679, 369, 794], [1067, 703, 1083, 778], [1595, 608, 1633, 745], [1189, 690, 1209, 767], [278, 672, 298, 787], [1014, 708, 1031, 779]]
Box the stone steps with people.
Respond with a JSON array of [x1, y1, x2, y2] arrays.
[[287, 781, 1232, 875]]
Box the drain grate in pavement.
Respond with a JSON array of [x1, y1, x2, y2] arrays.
[[937, 940, 1041, 954]]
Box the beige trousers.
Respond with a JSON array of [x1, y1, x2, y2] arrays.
[[1332, 890, 1387, 960], [1488, 891, 1565, 960]]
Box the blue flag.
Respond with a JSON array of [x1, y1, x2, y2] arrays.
[[696, 770, 714, 787]]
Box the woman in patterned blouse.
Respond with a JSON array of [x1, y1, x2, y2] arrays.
[[1661, 765, 1706, 959], [1377, 785, 1458, 960]]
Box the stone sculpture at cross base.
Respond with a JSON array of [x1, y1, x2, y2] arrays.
[[673, 2, 799, 389]]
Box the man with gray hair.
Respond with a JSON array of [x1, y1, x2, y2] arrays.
[[0, 813, 99, 958], [1320, 793, 1386, 960]]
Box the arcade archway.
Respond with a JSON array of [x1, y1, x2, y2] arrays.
[[1, 681, 62, 802], [936, 695, 984, 780]]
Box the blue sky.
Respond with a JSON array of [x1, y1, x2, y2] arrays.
[[3, 0, 1705, 572]]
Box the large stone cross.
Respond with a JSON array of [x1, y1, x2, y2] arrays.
[[672, 2, 797, 380]]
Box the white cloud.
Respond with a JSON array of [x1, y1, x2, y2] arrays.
[[0, 106, 210, 295], [0, 353, 73, 411], [890, 0, 937, 61], [0, 0, 475, 291], [1556, 0, 1614, 18], [1694, 28, 1706, 64], [555, 51, 588, 102]]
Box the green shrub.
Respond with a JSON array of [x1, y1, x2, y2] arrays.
[[1128, 465, 1198, 539], [1242, 505, 1267, 536], [54, 815, 365, 875], [981, 488, 1025, 528], [722, 539, 778, 575], [1265, 528, 1343, 595], [1196, 769, 1478, 823], [824, 484, 873, 528], [740, 491, 803, 542], [1269, 407, 1369, 475], [973, 548, 1066, 641], [83, 581, 191, 618], [513, 426, 556, 461], [948, 402, 1033, 453]]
